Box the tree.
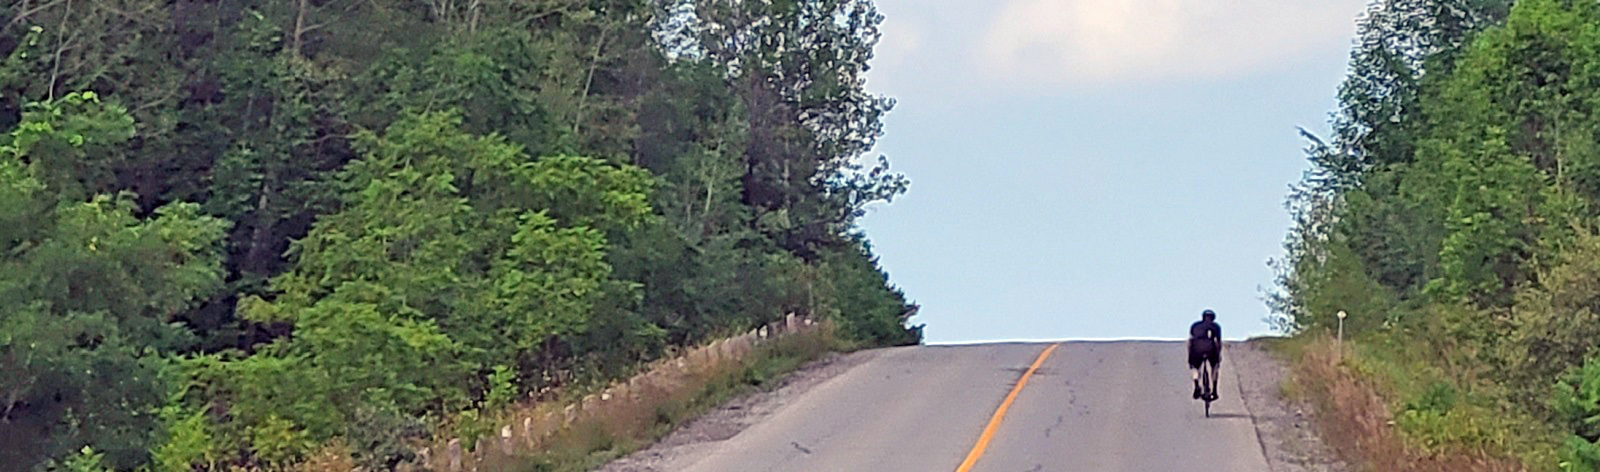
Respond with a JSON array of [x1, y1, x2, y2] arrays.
[[0, 0, 923, 467], [0, 93, 227, 470], [1315, 0, 1511, 191], [666, 0, 906, 258], [1277, 0, 1517, 326], [179, 112, 658, 465]]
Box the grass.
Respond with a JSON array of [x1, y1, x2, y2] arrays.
[[483, 326, 846, 472], [1270, 333, 1559, 472]]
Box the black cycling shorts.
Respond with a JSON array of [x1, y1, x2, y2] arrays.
[[1188, 340, 1219, 369]]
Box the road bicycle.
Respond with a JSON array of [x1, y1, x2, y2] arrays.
[[1198, 359, 1219, 417]]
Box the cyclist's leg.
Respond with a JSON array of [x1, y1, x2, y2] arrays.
[[1205, 354, 1221, 400], [1188, 350, 1203, 398]]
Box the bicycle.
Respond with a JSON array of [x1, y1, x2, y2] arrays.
[[1198, 359, 1219, 417]]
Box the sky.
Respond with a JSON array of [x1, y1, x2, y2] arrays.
[[856, 0, 1371, 343]]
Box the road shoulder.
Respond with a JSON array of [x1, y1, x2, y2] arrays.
[[1231, 340, 1348, 472], [597, 348, 882, 472]]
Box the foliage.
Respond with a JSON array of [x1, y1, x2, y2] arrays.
[[1557, 436, 1600, 472], [0, 0, 917, 467], [486, 365, 519, 412], [1553, 355, 1600, 441], [343, 403, 426, 470], [149, 401, 217, 472], [1276, 0, 1600, 468], [818, 240, 922, 346], [0, 93, 229, 470], [56, 447, 112, 472], [1552, 355, 1600, 471], [1, 91, 135, 200]]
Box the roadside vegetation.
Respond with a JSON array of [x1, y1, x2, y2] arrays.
[[0, 1, 920, 470], [502, 324, 843, 472], [1271, 0, 1600, 470]]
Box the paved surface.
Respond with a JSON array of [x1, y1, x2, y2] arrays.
[[642, 341, 1273, 472]]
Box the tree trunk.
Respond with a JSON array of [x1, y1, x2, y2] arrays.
[[573, 26, 610, 138], [242, 180, 276, 276], [292, 0, 308, 57]]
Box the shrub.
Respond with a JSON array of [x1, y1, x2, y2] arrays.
[[344, 403, 428, 470], [1559, 436, 1600, 472], [1553, 353, 1600, 471], [486, 365, 518, 411], [250, 415, 315, 467], [1552, 350, 1600, 442], [149, 402, 218, 472], [54, 447, 112, 472]]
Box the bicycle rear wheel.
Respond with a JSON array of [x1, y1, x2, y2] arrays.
[[1201, 363, 1213, 417]]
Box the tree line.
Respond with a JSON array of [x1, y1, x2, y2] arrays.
[[1274, 0, 1600, 468], [0, 0, 920, 470]]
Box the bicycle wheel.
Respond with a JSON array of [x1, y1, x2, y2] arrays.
[[1201, 363, 1213, 418]]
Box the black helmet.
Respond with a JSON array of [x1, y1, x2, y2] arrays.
[[1202, 309, 1216, 320]]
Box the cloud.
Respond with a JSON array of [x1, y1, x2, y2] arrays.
[[886, 19, 925, 57], [874, 16, 925, 77], [979, 0, 1363, 87]]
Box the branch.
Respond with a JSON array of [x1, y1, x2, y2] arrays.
[[46, 0, 73, 100], [519, 2, 580, 27], [5, 0, 67, 29], [88, 3, 162, 29], [132, 86, 180, 114]]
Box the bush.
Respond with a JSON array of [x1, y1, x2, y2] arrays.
[[149, 402, 219, 472], [485, 365, 518, 411], [250, 416, 315, 467], [1559, 436, 1600, 472], [1510, 232, 1600, 393], [451, 409, 497, 451], [1553, 355, 1600, 443], [344, 403, 427, 470]]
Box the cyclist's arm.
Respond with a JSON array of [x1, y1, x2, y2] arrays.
[[1213, 325, 1223, 362]]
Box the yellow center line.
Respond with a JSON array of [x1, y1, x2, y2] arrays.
[[955, 342, 1061, 472]]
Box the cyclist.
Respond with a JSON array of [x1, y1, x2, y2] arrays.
[[1188, 309, 1222, 400]]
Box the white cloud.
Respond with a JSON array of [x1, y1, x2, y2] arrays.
[[867, 16, 927, 92], [885, 19, 925, 57], [979, 0, 1364, 87]]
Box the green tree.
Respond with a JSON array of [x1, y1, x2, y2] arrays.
[[0, 1, 923, 467], [182, 112, 657, 464], [818, 239, 920, 346], [0, 94, 227, 470], [667, 0, 907, 258]]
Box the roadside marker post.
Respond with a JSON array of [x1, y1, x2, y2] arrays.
[[1336, 310, 1347, 362]]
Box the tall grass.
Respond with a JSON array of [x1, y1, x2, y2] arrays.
[[1277, 334, 1547, 471], [480, 325, 845, 472]]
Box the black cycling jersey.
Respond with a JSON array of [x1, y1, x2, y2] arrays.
[[1189, 319, 1221, 345], [1188, 320, 1222, 369]]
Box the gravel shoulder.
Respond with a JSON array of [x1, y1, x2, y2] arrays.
[[596, 348, 884, 472], [1231, 339, 1349, 472]]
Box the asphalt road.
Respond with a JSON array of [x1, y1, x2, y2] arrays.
[[669, 341, 1271, 472]]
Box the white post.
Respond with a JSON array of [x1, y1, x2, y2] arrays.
[[1336, 310, 1347, 362]]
